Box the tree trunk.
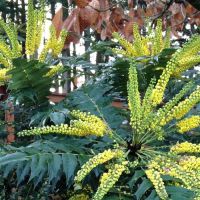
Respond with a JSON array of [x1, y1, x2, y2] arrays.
[[84, 29, 90, 81], [50, 0, 56, 19], [15, 0, 20, 24], [95, 33, 104, 74], [10, 0, 15, 22], [21, 0, 26, 55], [62, 0, 71, 93]]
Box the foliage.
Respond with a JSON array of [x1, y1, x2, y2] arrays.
[[0, 137, 94, 191], [0, 1, 200, 199], [0, 81, 127, 196], [8, 58, 52, 104], [0, 0, 67, 90], [0, 35, 198, 200]]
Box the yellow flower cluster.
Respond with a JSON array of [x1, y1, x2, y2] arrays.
[[166, 86, 200, 121], [147, 155, 200, 199], [112, 32, 137, 57], [170, 142, 200, 154], [141, 78, 156, 118], [163, 28, 171, 49], [132, 23, 150, 56], [146, 169, 168, 200], [176, 116, 200, 133], [25, 0, 35, 55], [26, 0, 45, 56], [179, 156, 200, 171], [172, 35, 200, 77], [152, 19, 163, 55], [0, 19, 22, 69], [0, 68, 10, 86], [39, 25, 68, 62], [17, 110, 107, 137], [0, 54, 11, 68], [156, 81, 194, 126], [93, 162, 127, 200], [151, 58, 177, 105], [113, 19, 170, 58], [69, 193, 89, 200], [74, 149, 124, 184], [45, 64, 63, 77], [70, 110, 108, 136], [151, 35, 200, 106], [173, 55, 200, 77], [128, 63, 141, 130], [0, 38, 13, 63], [0, 19, 22, 58], [34, 3, 45, 50]]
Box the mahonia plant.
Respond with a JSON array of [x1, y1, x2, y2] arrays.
[[17, 35, 200, 199], [112, 19, 171, 58], [0, 0, 67, 85]]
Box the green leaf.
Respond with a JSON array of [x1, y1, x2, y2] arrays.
[[3, 161, 16, 177], [62, 154, 77, 186], [17, 162, 31, 185], [166, 186, 195, 200], [134, 178, 152, 200], [9, 58, 52, 105], [49, 112, 66, 125], [146, 190, 158, 200], [128, 170, 145, 188], [0, 152, 27, 166], [48, 154, 62, 183]]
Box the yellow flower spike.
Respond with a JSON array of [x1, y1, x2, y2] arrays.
[[166, 86, 200, 121], [74, 149, 124, 184], [93, 162, 127, 200], [17, 110, 108, 137], [0, 54, 12, 68], [0, 20, 21, 58], [154, 81, 194, 126], [147, 156, 200, 198], [25, 0, 36, 56], [173, 55, 200, 77], [141, 77, 156, 118], [164, 28, 171, 49], [170, 142, 200, 154], [39, 45, 49, 62], [151, 58, 177, 105], [34, 2, 45, 50], [0, 68, 10, 85], [26, 0, 45, 57], [132, 23, 146, 56], [151, 35, 200, 106], [0, 38, 13, 61], [146, 169, 168, 200], [178, 35, 200, 60], [113, 19, 169, 59], [152, 19, 163, 55], [69, 193, 89, 200], [178, 156, 200, 171], [45, 64, 63, 77], [39, 26, 67, 61], [34, 11, 44, 50], [112, 32, 137, 57], [176, 116, 200, 133], [128, 63, 141, 130], [52, 29, 68, 57]]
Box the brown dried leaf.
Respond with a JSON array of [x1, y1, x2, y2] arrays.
[[75, 0, 92, 8], [52, 7, 63, 38]]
